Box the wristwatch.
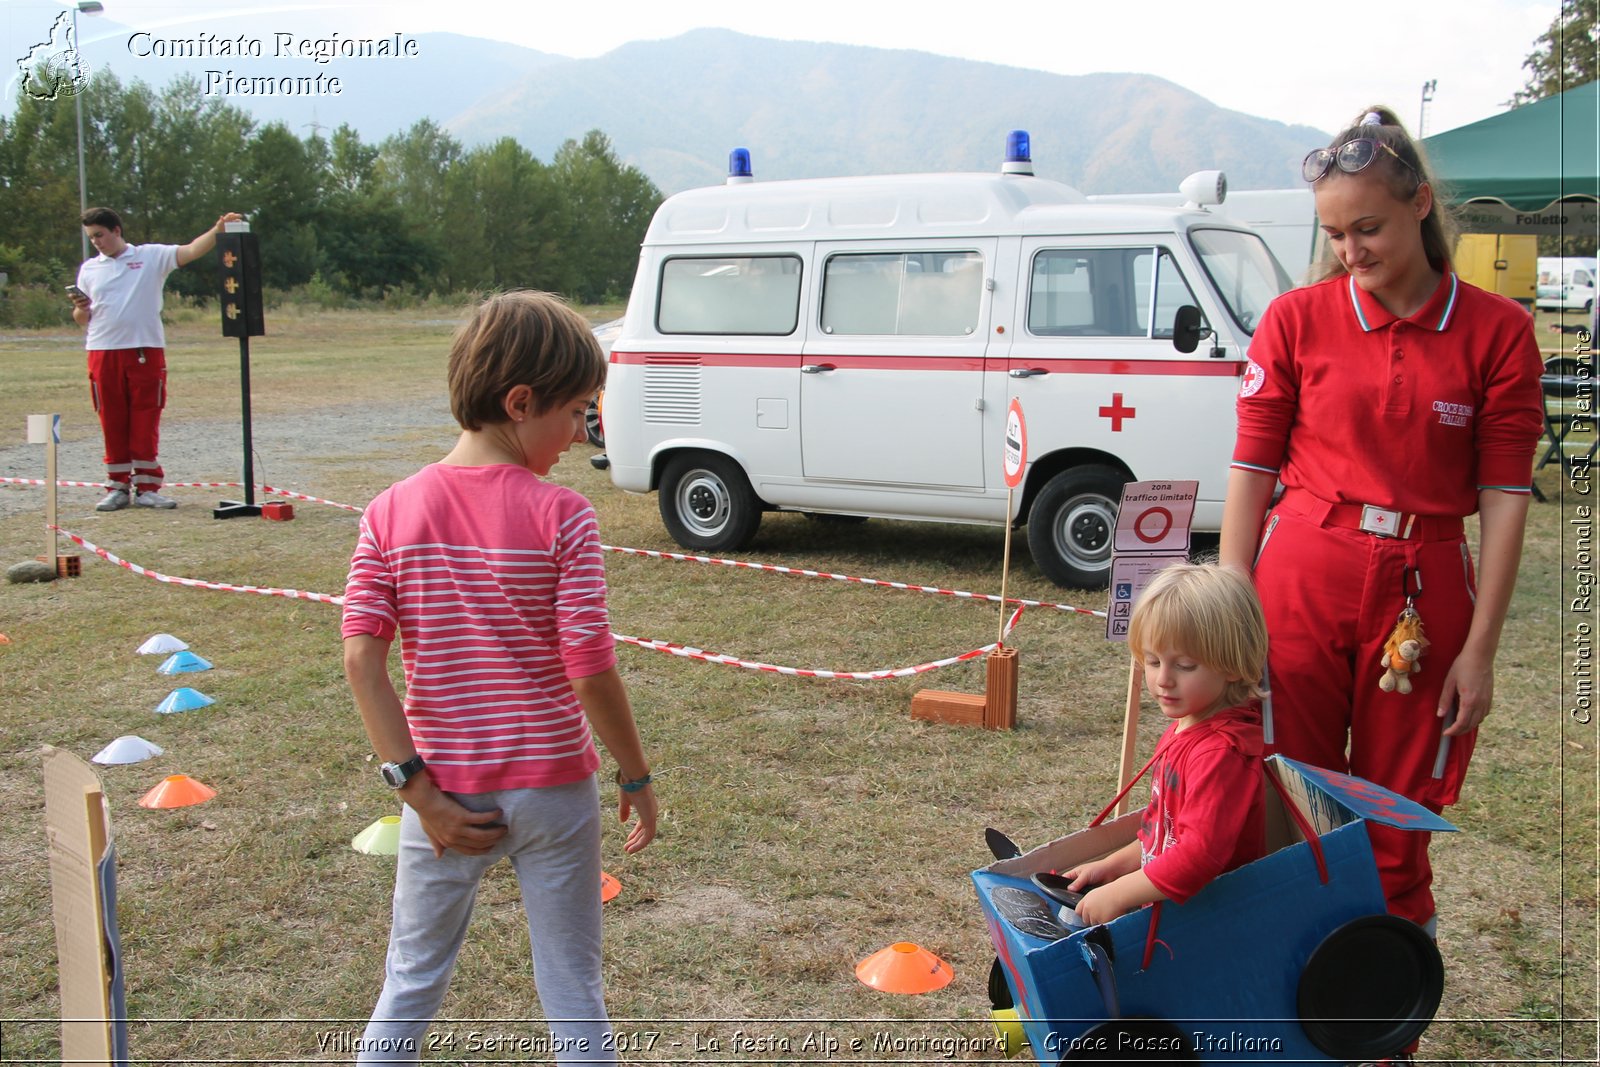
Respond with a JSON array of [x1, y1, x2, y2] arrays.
[[380, 755, 426, 789]]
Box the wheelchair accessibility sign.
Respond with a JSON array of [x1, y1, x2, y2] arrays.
[[1106, 554, 1186, 640]]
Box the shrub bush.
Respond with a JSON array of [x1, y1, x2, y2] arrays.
[[0, 284, 75, 329]]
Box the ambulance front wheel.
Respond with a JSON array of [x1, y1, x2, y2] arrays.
[[659, 452, 763, 551], [1027, 465, 1127, 589]]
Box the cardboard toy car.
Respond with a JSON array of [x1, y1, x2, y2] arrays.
[[973, 756, 1454, 1064]]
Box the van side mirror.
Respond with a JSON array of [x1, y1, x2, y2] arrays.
[[1172, 304, 1211, 354]]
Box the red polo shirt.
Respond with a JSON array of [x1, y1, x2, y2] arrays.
[[1232, 272, 1543, 516]]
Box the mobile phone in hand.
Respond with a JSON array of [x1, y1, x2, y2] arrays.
[[65, 284, 87, 301]]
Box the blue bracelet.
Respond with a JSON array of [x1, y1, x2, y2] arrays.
[[616, 771, 652, 793]]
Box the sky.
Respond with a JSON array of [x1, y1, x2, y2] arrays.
[[1, 0, 1565, 136]]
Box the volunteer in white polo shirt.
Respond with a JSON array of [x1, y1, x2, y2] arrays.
[[70, 207, 243, 510]]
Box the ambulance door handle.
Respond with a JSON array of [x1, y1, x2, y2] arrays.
[[1008, 367, 1048, 378], [801, 363, 836, 374]]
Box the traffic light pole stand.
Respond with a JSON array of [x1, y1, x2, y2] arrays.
[[213, 221, 265, 520], [214, 332, 259, 519]]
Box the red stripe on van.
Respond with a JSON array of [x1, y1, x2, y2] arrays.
[[609, 351, 1243, 376]]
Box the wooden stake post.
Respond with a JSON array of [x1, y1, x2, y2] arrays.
[[908, 399, 1026, 731], [28, 414, 79, 577]]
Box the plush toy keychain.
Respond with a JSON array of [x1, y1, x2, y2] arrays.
[[1380, 566, 1429, 694]]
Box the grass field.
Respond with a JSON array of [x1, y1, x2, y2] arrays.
[[0, 303, 1595, 1065]]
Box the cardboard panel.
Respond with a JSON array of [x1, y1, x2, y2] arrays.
[[43, 747, 116, 1067]]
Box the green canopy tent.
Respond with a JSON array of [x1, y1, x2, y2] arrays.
[[1424, 83, 1599, 235]]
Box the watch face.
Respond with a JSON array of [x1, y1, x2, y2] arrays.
[[382, 756, 422, 788]]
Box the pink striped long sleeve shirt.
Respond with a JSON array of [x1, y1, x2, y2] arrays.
[[341, 463, 614, 792]]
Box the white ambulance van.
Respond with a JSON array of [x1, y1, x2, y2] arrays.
[[597, 133, 1290, 588]]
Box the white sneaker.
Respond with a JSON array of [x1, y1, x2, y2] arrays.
[[133, 490, 177, 509], [96, 488, 130, 511]]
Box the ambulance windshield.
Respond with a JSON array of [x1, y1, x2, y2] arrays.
[[1189, 229, 1291, 333]]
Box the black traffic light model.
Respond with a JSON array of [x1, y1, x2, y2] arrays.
[[217, 229, 264, 337], [215, 222, 265, 519]]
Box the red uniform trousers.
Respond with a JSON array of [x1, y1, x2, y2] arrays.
[[88, 348, 166, 493], [1253, 488, 1477, 926]]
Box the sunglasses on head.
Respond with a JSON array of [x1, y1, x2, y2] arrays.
[[1301, 138, 1423, 185]]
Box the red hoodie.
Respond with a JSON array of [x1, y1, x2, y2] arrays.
[[1138, 704, 1265, 904]]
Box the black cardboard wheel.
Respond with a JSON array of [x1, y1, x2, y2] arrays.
[[988, 956, 1014, 1010], [1297, 914, 1443, 1060], [1058, 1018, 1198, 1063]]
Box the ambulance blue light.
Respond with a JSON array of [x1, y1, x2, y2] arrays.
[[1002, 130, 1034, 176], [727, 147, 753, 184], [1006, 130, 1030, 164]]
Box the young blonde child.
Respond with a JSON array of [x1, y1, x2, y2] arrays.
[[341, 290, 657, 1065], [1067, 563, 1267, 926]]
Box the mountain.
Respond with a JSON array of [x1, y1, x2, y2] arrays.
[[13, 14, 566, 141], [34, 15, 1325, 195], [446, 29, 1328, 194]]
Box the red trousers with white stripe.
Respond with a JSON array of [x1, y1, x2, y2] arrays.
[[1253, 489, 1478, 926], [88, 348, 166, 493]]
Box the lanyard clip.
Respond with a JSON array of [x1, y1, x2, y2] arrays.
[[1402, 564, 1423, 610]]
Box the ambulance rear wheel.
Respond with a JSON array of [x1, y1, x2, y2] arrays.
[[1027, 466, 1127, 589], [660, 452, 762, 551]]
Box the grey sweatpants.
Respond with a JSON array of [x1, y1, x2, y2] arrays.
[[355, 776, 615, 1065]]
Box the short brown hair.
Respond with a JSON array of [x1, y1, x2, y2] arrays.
[[447, 290, 606, 431], [1127, 563, 1268, 709], [80, 206, 123, 232]]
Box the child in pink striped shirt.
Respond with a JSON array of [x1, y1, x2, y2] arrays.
[[342, 290, 656, 1065]]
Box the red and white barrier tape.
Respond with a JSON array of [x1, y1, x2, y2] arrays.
[[46, 526, 1022, 678], [2, 477, 108, 489], [2, 477, 365, 513], [615, 605, 1024, 679], [602, 544, 1107, 618], [9, 478, 1105, 620], [50, 526, 346, 605]]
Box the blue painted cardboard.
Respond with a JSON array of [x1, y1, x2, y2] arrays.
[[973, 756, 1454, 1063]]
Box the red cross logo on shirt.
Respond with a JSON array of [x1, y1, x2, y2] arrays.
[[1099, 393, 1136, 432]]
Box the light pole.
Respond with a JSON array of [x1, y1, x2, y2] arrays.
[[1418, 79, 1437, 138], [72, 1, 105, 261]]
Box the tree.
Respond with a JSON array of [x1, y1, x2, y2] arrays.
[[1513, 0, 1598, 105], [243, 122, 325, 287], [1509, 0, 1598, 256], [551, 130, 662, 302], [452, 137, 569, 292]]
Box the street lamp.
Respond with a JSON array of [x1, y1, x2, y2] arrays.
[[1418, 79, 1437, 138], [73, 1, 105, 261]]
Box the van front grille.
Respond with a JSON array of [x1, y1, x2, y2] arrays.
[[643, 357, 702, 424]]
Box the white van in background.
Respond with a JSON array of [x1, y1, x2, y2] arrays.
[[595, 133, 1291, 588], [1087, 187, 1317, 284], [1537, 256, 1599, 313]]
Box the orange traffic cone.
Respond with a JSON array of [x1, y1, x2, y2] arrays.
[[601, 871, 621, 903], [854, 941, 954, 994], [138, 774, 217, 809]]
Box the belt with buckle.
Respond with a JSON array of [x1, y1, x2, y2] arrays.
[[1279, 489, 1464, 541]]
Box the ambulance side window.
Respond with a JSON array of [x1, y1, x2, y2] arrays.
[[1132, 249, 1201, 339], [657, 255, 803, 335], [820, 251, 983, 336], [1028, 249, 1153, 337]]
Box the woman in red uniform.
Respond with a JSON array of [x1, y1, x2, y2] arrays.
[[1220, 106, 1543, 935]]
